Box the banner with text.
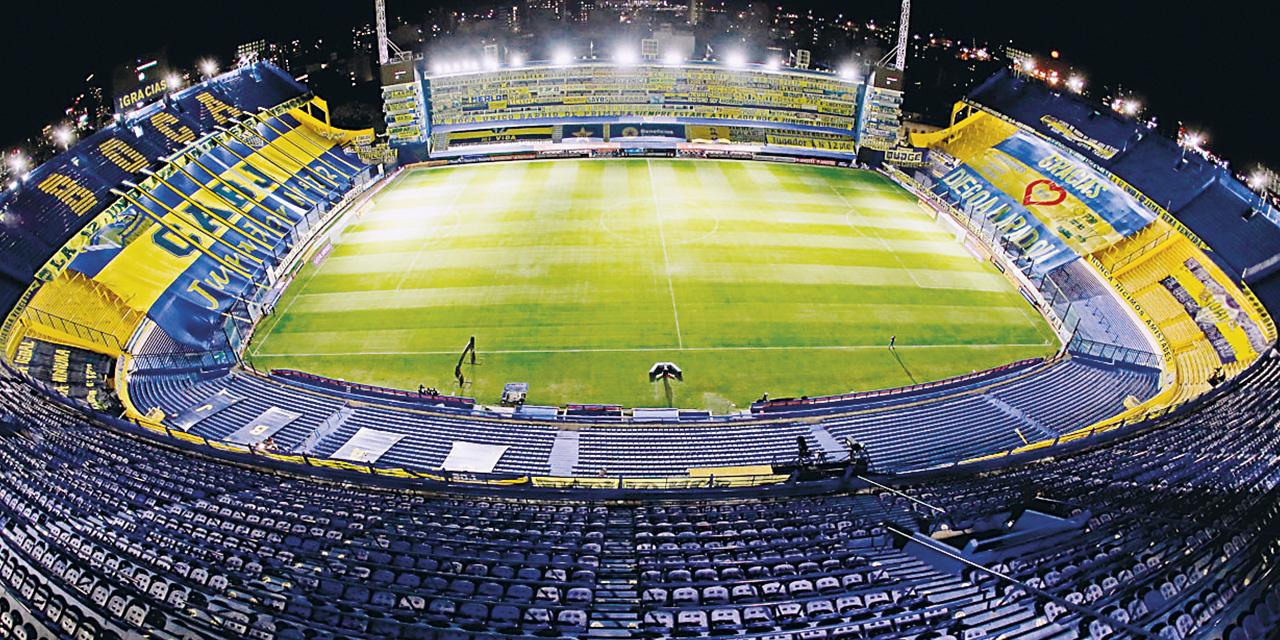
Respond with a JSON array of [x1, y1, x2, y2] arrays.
[[932, 164, 1077, 276]]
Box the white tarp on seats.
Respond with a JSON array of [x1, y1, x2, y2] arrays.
[[441, 441, 509, 473], [329, 427, 406, 463]]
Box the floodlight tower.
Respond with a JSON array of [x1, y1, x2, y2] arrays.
[[894, 0, 910, 71], [376, 0, 390, 65]]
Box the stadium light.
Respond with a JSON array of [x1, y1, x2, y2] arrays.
[[725, 51, 747, 68], [465, 59, 481, 72], [7, 153, 26, 174], [53, 127, 74, 149], [199, 59, 218, 78], [553, 48, 573, 66], [483, 56, 500, 70], [509, 53, 525, 68], [167, 74, 182, 90], [1066, 76, 1084, 94], [839, 65, 857, 81], [1112, 98, 1139, 116], [1184, 132, 1205, 150], [664, 50, 682, 65], [1249, 173, 1267, 190], [764, 56, 780, 71], [615, 45, 638, 65]]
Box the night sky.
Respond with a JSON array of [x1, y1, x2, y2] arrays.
[[1, 0, 1277, 170]]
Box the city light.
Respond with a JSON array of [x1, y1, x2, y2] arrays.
[[663, 50, 682, 65], [725, 51, 747, 68], [1066, 76, 1085, 94], [199, 59, 219, 78], [553, 48, 573, 66]]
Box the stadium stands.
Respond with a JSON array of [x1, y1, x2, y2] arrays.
[[125, 357, 1158, 476], [0, 350, 1278, 640], [426, 64, 861, 132], [1043, 261, 1154, 354], [0, 63, 308, 284], [913, 99, 1274, 416], [966, 69, 1280, 313]]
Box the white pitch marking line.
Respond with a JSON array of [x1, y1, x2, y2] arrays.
[[252, 342, 1054, 357], [391, 179, 472, 293], [254, 178, 469, 357], [649, 159, 684, 349], [832, 185, 923, 288]]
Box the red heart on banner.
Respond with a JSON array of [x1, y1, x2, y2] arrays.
[[1022, 179, 1068, 207]]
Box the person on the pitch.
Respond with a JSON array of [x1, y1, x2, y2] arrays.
[[889, 335, 896, 349]]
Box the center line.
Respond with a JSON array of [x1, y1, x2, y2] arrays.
[[649, 160, 684, 349]]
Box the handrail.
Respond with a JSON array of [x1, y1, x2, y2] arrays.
[[751, 358, 1043, 412], [1066, 334, 1161, 369], [21, 306, 124, 352], [1107, 228, 1174, 272]]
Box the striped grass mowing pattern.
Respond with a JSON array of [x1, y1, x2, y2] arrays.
[[248, 159, 1059, 411]]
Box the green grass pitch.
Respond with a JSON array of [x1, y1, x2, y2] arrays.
[[247, 159, 1059, 411]]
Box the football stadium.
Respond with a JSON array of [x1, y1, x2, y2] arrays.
[[0, 18, 1279, 640]]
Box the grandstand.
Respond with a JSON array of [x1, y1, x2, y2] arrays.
[[396, 62, 898, 158], [0, 56, 1277, 640]]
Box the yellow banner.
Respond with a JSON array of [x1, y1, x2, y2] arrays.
[[291, 99, 375, 146], [966, 146, 1128, 256]]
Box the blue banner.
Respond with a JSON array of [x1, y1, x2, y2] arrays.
[[993, 132, 1156, 237], [609, 124, 686, 140], [562, 123, 606, 141], [933, 164, 1077, 277], [65, 246, 122, 278]]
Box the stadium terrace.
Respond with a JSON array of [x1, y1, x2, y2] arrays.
[[0, 54, 1277, 640]]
